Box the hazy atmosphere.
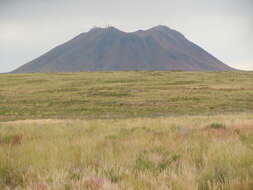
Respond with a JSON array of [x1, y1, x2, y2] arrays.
[[0, 0, 252, 72]]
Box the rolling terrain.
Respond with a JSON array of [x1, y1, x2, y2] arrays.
[[0, 71, 252, 121]]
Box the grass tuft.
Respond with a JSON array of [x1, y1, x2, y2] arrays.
[[206, 123, 226, 130]]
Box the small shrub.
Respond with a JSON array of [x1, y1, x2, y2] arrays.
[[0, 134, 23, 145], [134, 156, 155, 171], [171, 154, 181, 162], [157, 161, 170, 171], [206, 123, 226, 130]]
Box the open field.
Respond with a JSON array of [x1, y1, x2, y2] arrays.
[[0, 114, 253, 189], [0, 72, 253, 121], [0, 72, 253, 189]]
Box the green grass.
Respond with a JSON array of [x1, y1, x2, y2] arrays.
[[0, 71, 253, 121], [206, 123, 227, 130]]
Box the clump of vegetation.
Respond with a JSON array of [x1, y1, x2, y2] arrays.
[[134, 154, 156, 171], [206, 123, 226, 129], [0, 134, 23, 145]]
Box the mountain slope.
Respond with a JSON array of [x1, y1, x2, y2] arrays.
[[12, 26, 235, 73]]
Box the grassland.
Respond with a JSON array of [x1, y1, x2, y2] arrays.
[[1, 114, 253, 190], [0, 71, 253, 121], [0, 71, 253, 190]]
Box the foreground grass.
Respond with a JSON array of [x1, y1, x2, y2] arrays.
[[0, 71, 253, 121], [0, 113, 253, 190]]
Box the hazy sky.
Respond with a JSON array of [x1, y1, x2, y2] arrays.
[[1, 0, 253, 72]]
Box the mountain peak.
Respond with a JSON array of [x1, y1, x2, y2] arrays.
[[12, 25, 235, 73], [89, 27, 103, 32], [88, 25, 173, 34], [104, 26, 125, 34], [152, 25, 171, 31], [89, 26, 124, 34]]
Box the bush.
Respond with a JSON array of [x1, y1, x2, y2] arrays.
[[206, 123, 226, 130]]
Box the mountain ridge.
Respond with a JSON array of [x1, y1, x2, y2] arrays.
[[12, 25, 235, 73]]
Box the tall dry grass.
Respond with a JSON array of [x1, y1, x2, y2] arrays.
[[0, 113, 253, 190]]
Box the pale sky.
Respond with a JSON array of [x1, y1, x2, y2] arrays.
[[0, 0, 253, 72]]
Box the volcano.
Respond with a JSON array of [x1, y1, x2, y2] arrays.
[[12, 25, 235, 73]]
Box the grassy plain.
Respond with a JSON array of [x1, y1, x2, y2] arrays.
[[0, 71, 253, 121], [0, 71, 253, 189]]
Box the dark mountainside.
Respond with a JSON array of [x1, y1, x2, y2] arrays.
[[12, 26, 235, 73]]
